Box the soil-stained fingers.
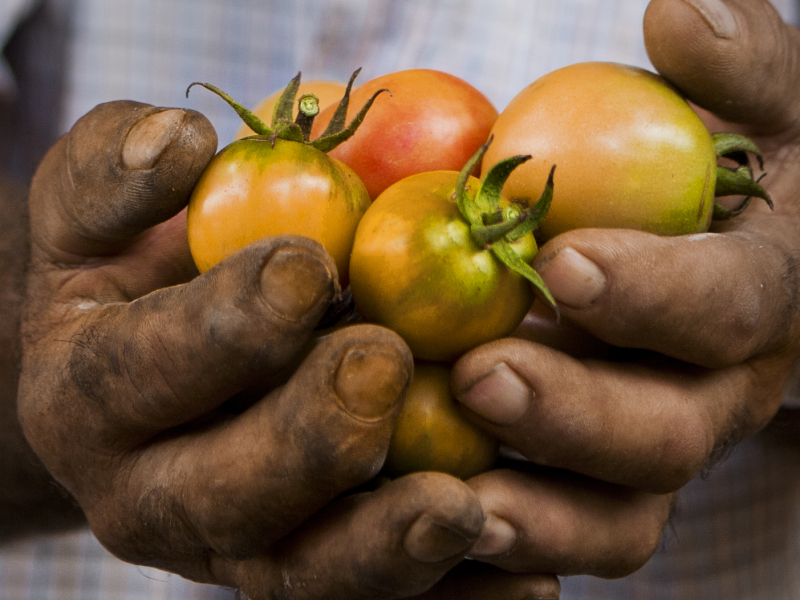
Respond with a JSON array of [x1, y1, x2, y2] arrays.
[[453, 338, 788, 493]]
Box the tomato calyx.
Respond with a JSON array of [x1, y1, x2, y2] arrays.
[[186, 68, 389, 151], [712, 133, 773, 220], [454, 139, 559, 318]]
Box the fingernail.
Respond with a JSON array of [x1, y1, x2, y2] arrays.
[[535, 247, 606, 309], [404, 514, 475, 563], [260, 248, 333, 321], [335, 348, 408, 420], [683, 0, 738, 39], [467, 514, 517, 558], [122, 109, 186, 169], [457, 363, 531, 426]]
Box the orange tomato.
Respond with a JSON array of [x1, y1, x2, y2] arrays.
[[484, 62, 717, 240], [384, 361, 498, 479], [234, 80, 346, 141], [187, 138, 369, 286]]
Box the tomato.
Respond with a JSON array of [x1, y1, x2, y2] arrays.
[[349, 169, 539, 362], [186, 73, 382, 286], [187, 138, 369, 286], [235, 80, 346, 141], [384, 361, 498, 480], [484, 62, 719, 240], [310, 69, 499, 200]]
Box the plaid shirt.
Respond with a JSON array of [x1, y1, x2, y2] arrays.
[[2, 0, 799, 598]]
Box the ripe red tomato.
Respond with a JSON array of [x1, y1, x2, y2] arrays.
[[310, 69, 498, 200], [384, 361, 498, 480], [484, 62, 718, 240], [349, 170, 539, 361]]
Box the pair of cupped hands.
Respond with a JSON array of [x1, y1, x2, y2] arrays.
[[16, 0, 800, 598]]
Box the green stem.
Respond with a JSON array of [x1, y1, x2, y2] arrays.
[[273, 72, 302, 126], [711, 132, 773, 217], [186, 82, 273, 136], [317, 68, 361, 139], [507, 165, 555, 242], [475, 153, 531, 215], [188, 69, 384, 153], [715, 166, 772, 206], [454, 139, 490, 228], [471, 212, 525, 247], [492, 239, 559, 320], [310, 87, 390, 153], [452, 140, 558, 316], [295, 94, 320, 142], [714, 171, 771, 219], [713, 132, 764, 170]]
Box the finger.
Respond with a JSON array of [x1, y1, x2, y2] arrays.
[[644, 0, 800, 131], [218, 473, 484, 600], [465, 467, 673, 579], [452, 338, 788, 492], [512, 301, 611, 359], [22, 236, 339, 457], [531, 228, 797, 368], [409, 562, 560, 600], [89, 324, 412, 571], [28, 100, 217, 261]]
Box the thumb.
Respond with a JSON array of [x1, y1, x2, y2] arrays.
[[29, 101, 218, 260], [644, 0, 800, 130]]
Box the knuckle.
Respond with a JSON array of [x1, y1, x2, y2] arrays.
[[710, 241, 800, 365], [709, 282, 769, 366], [84, 501, 158, 567], [203, 303, 254, 355], [591, 493, 673, 579], [200, 525, 259, 562], [651, 410, 715, 492], [86, 487, 215, 582], [608, 513, 667, 578]]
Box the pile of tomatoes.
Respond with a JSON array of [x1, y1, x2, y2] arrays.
[[187, 63, 770, 480]]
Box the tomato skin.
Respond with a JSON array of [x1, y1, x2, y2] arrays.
[[349, 171, 536, 362], [310, 69, 499, 200], [187, 138, 370, 286], [484, 62, 717, 240], [385, 361, 498, 480], [235, 81, 347, 141]]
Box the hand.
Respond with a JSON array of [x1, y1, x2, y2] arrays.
[[16, 100, 559, 599], [0, 173, 85, 538], [450, 0, 800, 578]]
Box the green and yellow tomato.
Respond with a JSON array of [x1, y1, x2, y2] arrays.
[[349, 167, 545, 361], [484, 62, 718, 240], [384, 361, 498, 479]]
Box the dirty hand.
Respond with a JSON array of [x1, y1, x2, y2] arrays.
[[452, 0, 800, 579], [16, 101, 560, 599]]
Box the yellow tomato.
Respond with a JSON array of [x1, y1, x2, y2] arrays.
[[385, 361, 498, 479], [234, 80, 347, 140]]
